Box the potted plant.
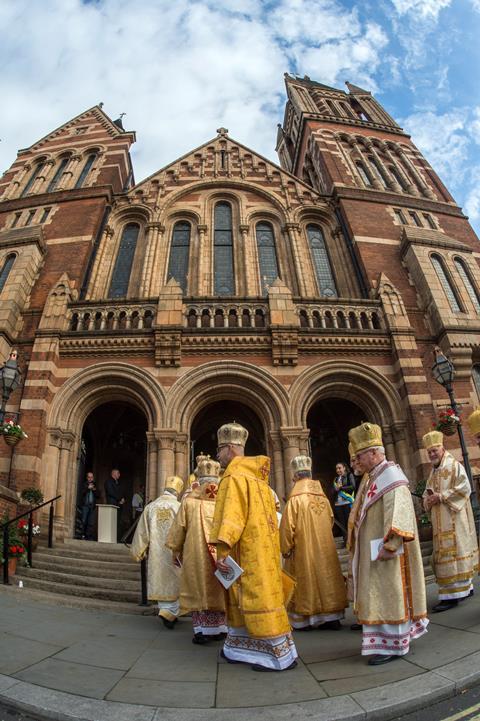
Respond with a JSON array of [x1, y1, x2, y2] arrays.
[[17, 518, 41, 551], [0, 419, 28, 447], [0, 515, 26, 575], [20, 487, 44, 507], [434, 408, 460, 437]]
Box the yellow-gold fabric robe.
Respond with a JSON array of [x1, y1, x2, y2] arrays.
[[424, 451, 478, 596], [210, 455, 290, 639], [280, 478, 347, 617], [130, 492, 180, 603], [166, 482, 226, 615]]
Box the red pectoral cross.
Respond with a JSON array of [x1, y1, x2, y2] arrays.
[[205, 483, 217, 499], [367, 483, 378, 499]]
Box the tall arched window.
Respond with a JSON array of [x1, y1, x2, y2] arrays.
[[21, 162, 44, 197], [214, 202, 234, 295], [355, 161, 372, 187], [431, 254, 461, 313], [75, 154, 96, 189], [47, 156, 70, 192], [306, 224, 337, 298], [256, 222, 279, 295], [167, 221, 191, 293], [108, 223, 140, 298], [454, 258, 480, 313], [0, 254, 16, 293], [472, 364, 480, 399]]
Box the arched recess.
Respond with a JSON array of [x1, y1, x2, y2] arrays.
[[166, 361, 290, 494], [289, 360, 410, 476], [45, 363, 166, 537]]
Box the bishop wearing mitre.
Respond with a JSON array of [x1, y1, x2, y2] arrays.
[[166, 455, 227, 644], [348, 422, 428, 665], [423, 430, 478, 612], [280, 455, 347, 630], [211, 421, 298, 672], [130, 475, 184, 629]]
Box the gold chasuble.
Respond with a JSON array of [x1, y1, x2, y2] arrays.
[[280, 478, 347, 619], [210, 455, 290, 639], [130, 492, 180, 603], [424, 451, 478, 595], [166, 483, 226, 615]]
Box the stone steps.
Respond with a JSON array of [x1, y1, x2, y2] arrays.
[[31, 556, 140, 579], [13, 573, 141, 603], [18, 567, 140, 591]]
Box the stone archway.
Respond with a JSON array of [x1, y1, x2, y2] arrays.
[[45, 363, 166, 537]]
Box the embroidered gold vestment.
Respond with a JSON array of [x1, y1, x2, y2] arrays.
[[280, 478, 347, 616], [166, 483, 226, 615], [130, 492, 180, 602], [210, 455, 290, 639], [424, 451, 478, 587]]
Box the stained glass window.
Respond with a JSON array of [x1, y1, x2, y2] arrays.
[[431, 254, 461, 313], [455, 258, 480, 313], [256, 222, 279, 295], [307, 224, 337, 298], [48, 157, 70, 192], [108, 223, 139, 298], [75, 154, 96, 189], [21, 163, 44, 197], [214, 202, 234, 295], [167, 221, 191, 293], [0, 254, 15, 293]]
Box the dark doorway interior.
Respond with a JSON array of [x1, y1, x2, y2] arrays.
[[190, 401, 265, 472], [75, 401, 147, 539], [307, 398, 365, 529]]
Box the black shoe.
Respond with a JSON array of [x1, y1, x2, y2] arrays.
[[432, 600, 458, 613], [251, 660, 297, 672], [210, 632, 227, 640], [220, 649, 241, 664], [192, 632, 208, 645], [350, 623, 362, 631], [460, 589, 474, 602], [317, 620, 342, 630], [160, 616, 176, 629], [368, 654, 399, 666]]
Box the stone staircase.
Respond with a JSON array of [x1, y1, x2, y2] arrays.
[[13, 539, 145, 614], [9, 537, 435, 615]]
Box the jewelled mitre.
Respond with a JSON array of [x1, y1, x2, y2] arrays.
[[197, 456, 221, 481], [193, 452, 209, 476], [164, 475, 184, 494], [422, 430, 444, 449], [349, 422, 383, 455], [217, 421, 248, 447], [467, 408, 480, 436], [291, 455, 312, 474]]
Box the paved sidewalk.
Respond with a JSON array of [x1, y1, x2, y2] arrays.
[[1, 580, 480, 721]]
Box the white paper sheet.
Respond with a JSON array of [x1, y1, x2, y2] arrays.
[[214, 555, 244, 589]]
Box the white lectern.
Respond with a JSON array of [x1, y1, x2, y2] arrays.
[[97, 504, 118, 543]]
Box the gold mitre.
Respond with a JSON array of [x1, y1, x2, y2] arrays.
[[422, 430, 444, 450], [193, 452, 209, 476], [165, 475, 184, 494], [197, 456, 221, 480], [349, 422, 382, 455], [291, 455, 312, 474], [467, 408, 480, 436], [217, 421, 248, 448]]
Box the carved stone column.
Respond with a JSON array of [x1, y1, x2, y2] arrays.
[[155, 430, 177, 494], [391, 421, 411, 482], [280, 428, 303, 491], [284, 223, 308, 297], [196, 225, 208, 295], [398, 149, 435, 199], [383, 427, 396, 463], [149, 225, 166, 297], [146, 431, 158, 502], [140, 222, 160, 296], [37, 160, 56, 194], [269, 431, 286, 503], [50, 430, 75, 536], [175, 433, 189, 482]]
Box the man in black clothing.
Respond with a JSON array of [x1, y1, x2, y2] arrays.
[[80, 472, 99, 540], [105, 468, 125, 541]]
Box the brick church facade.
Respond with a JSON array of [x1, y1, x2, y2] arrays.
[[1, 73, 480, 537]]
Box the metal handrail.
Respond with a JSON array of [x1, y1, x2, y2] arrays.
[[2, 494, 61, 585], [121, 514, 149, 607]]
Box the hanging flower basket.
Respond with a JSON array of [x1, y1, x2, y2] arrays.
[[434, 408, 460, 437], [4, 434, 20, 447], [0, 419, 27, 447]]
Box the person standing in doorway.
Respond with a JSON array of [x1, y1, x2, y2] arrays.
[[332, 462, 355, 543], [132, 485, 145, 521], [80, 472, 99, 540], [104, 469, 125, 541]]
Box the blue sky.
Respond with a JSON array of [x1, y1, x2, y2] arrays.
[[1, 0, 479, 234]]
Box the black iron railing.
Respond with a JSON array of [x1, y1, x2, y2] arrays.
[[1, 495, 61, 584], [121, 515, 149, 606]]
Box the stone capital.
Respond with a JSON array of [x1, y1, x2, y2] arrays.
[[283, 222, 300, 233], [280, 427, 304, 448], [198, 224, 208, 233], [154, 429, 177, 450]]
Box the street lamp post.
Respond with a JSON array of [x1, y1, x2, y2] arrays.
[[431, 347, 473, 484], [0, 350, 22, 425]]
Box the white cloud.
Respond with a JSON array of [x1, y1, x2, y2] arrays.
[[390, 0, 451, 20], [465, 168, 480, 222], [0, 0, 389, 183]]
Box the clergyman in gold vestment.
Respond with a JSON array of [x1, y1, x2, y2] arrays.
[[130, 476, 183, 629], [166, 456, 227, 643], [348, 422, 428, 666], [280, 454, 347, 630], [423, 430, 478, 612], [211, 422, 298, 671]]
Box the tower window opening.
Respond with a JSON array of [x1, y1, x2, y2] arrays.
[[75, 153, 96, 189], [389, 165, 408, 191], [423, 213, 436, 229], [355, 161, 372, 187], [454, 258, 480, 313], [40, 207, 51, 224], [0, 254, 16, 293], [394, 209, 407, 225], [214, 202, 235, 295], [368, 156, 387, 188], [409, 211, 422, 227], [21, 162, 44, 197], [47, 157, 70, 192], [108, 223, 140, 298], [167, 221, 191, 293], [306, 224, 337, 298], [11, 213, 21, 229], [256, 222, 279, 295], [431, 254, 462, 313], [25, 209, 36, 226]]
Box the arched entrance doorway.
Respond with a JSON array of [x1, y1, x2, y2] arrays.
[[307, 397, 364, 499], [190, 401, 265, 470], [75, 401, 147, 539]]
